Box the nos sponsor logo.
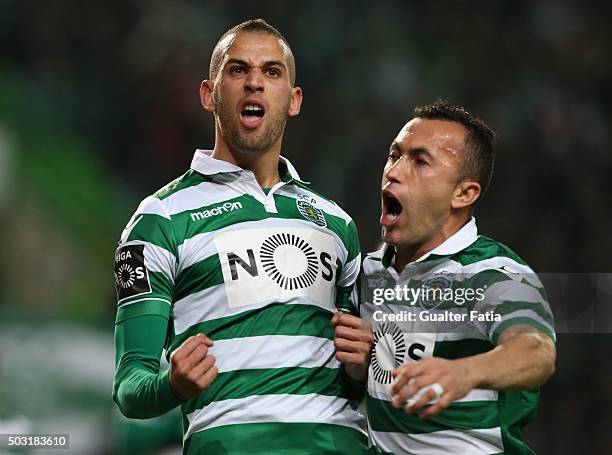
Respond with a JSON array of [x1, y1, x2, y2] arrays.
[[368, 317, 436, 394], [214, 227, 337, 309], [114, 244, 152, 302]]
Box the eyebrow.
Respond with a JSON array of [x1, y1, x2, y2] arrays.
[[225, 58, 287, 71], [408, 147, 434, 159], [390, 142, 433, 158]]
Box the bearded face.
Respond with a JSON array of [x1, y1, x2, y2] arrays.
[[213, 82, 291, 156], [210, 32, 298, 157]]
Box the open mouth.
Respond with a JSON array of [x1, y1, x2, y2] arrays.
[[240, 102, 265, 129], [241, 104, 265, 117], [381, 191, 402, 226]]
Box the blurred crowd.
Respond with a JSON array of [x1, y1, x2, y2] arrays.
[[0, 1, 610, 453]]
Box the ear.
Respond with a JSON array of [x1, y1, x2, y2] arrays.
[[451, 180, 481, 210], [288, 86, 303, 117], [200, 80, 215, 112]]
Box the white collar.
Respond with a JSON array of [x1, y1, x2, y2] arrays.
[[375, 217, 479, 267], [190, 149, 306, 183], [420, 216, 478, 259]]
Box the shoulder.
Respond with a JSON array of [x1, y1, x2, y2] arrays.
[[291, 181, 354, 227], [152, 170, 208, 202], [127, 170, 202, 220], [283, 182, 360, 260], [450, 235, 535, 274], [119, 171, 204, 243], [141, 169, 224, 219]]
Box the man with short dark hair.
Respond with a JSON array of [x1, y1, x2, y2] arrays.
[[112, 19, 368, 454], [361, 101, 556, 454]]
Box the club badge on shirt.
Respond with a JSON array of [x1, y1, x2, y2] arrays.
[[296, 195, 327, 227], [114, 244, 152, 302]]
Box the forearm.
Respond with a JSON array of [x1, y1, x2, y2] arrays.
[[114, 357, 183, 418], [113, 313, 183, 418], [464, 326, 556, 391]]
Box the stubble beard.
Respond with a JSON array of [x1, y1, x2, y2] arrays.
[[214, 88, 291, 156]]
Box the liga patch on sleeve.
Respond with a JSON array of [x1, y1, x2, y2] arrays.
[[114, 244, 152, 303]]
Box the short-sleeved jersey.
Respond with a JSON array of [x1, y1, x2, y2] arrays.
[[359, 218, 555, 455], [114, 150, 365, 454]]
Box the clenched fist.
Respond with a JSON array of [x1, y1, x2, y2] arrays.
[[332, 312, 373, 381], [169, 333, 218, 401]]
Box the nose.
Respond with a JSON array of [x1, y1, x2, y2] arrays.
[[244, 69, 264, 93], [383, 157, 402, 184]]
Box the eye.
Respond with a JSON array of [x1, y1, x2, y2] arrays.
[[230, 66, 245, 74], [414, 156, 429, 166], [267, 68, 280, 77], [387, 150, 401, 162]]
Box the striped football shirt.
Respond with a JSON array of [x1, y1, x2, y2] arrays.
[[114, 149, 366, 454], [359, 218, 555, 455]]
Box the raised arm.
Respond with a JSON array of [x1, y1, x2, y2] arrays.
[[389, 324, 555, 419]]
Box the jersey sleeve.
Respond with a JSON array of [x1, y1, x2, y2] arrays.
[[471, 270, 556, 345], [335, 219, 361, 316], [113, 196, 183, 418], [113, 314, 184, 418], [114, 196, 178, 320]]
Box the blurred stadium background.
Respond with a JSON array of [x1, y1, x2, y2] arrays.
[[0, 0, 611, 453]]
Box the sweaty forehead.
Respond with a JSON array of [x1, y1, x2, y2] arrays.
[[396, 118, 467, 156], [221, 31, 290, 66]]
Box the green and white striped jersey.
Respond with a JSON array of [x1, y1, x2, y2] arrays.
[[114, 149, 366, 454], [359, 218, 555, 455]]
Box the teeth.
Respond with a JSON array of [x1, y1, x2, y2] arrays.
[[388, 213, 398, 221], [244, 105, 263, 111]]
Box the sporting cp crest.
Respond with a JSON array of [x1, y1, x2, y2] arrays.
[[297, 199, 327, 227], [418, 274, 454, 310]]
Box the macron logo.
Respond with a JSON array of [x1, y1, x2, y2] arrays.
[[190, 202, 243, 221]]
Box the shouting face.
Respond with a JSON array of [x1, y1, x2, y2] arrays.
[[380, 118, 472, 257], [203, 31, 302, 156]]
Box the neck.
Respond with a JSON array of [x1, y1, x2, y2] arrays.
[[393, 214, 471, 273], [211, 128, 283, 188]]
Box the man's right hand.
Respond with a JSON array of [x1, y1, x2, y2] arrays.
[[169, 333, 218, 401]]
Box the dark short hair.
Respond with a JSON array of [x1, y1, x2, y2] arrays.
[[209, 19, 296, 86], [414, 100, 496, 202]]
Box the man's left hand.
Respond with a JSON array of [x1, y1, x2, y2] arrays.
[[390, 357, 477, 419], [332, 312, 373, 381]]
